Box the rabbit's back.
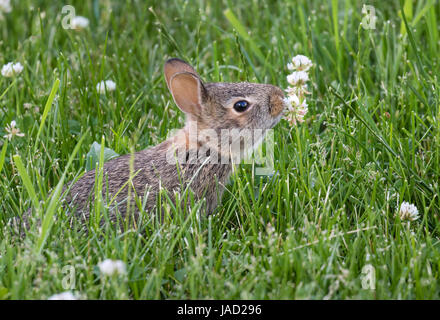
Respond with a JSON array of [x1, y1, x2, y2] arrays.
[[66, 139, 231, 223]]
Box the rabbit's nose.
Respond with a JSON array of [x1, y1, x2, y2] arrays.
[[269, 86, 285, 117]]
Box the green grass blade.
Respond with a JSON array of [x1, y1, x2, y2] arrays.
[[35, 132, 87, 254], [0, 79, 17, 101], [224, 8, 265, 64], [0, 140, 8, 174], [12, 154, 40, 212], [34, 78, 60, 148]]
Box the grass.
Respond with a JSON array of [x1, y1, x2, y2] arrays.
[[1, 0, 440, 299]]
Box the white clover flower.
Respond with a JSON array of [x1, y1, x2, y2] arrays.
[[96, 80, 116, 94], [286, 84, 309, 98], [4, 120, 25, 140], [71, 16, 89, 30], [399, 201, 419, 221], [287, 71, 309, 86], [285, 94, 300, 107], [1, 62, 24, 78], [283, 54, 312, 126], [0, 0, 12, 13], [288, 55, 313, 71], [284, 96, 308, 125], [98, 259, 126, 276], [48, 291, 78, 300]]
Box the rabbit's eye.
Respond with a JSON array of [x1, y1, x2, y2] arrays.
[[233, 100, 249, 112]]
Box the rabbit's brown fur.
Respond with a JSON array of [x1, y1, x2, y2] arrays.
[[24, 58, 286, 228]]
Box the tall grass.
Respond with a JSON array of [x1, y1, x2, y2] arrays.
[[0, 0, 439, 299]]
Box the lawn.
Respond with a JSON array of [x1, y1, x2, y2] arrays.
[[1, 0, 440, 299]]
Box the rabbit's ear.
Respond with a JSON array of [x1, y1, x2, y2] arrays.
[[164, 59, 207, 115], [168, 72, 207, 115], [164, 58, 198, 87]]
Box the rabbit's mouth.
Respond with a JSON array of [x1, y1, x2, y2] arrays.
[[270, 112, 283, 128]]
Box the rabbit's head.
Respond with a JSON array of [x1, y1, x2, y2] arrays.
[[164, 58, 285, 163], [164, 58, 285, 133]]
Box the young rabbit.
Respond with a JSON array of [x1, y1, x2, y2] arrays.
[[37, 58, 286, 227]]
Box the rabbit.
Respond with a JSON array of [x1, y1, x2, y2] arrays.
[[22, 58, 286, 229]]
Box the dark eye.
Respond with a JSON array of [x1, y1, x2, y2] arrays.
[[233, 100, 249, 112]]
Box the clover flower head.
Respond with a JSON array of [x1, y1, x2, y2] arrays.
[[283, 54, 312, 126], [96, 80, 116, 94], [0, 0, 12, 14], [287, 71, 309, 86], [288, 55, 313, 71], [4, 120, 25, 140], [399, 201, 419, 221], [71, 16, 89, 30], [283, 96, 308, 125], [48, 291, 78, 300], [1, 62, 23, 78], [98, 259, 126, 276]]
